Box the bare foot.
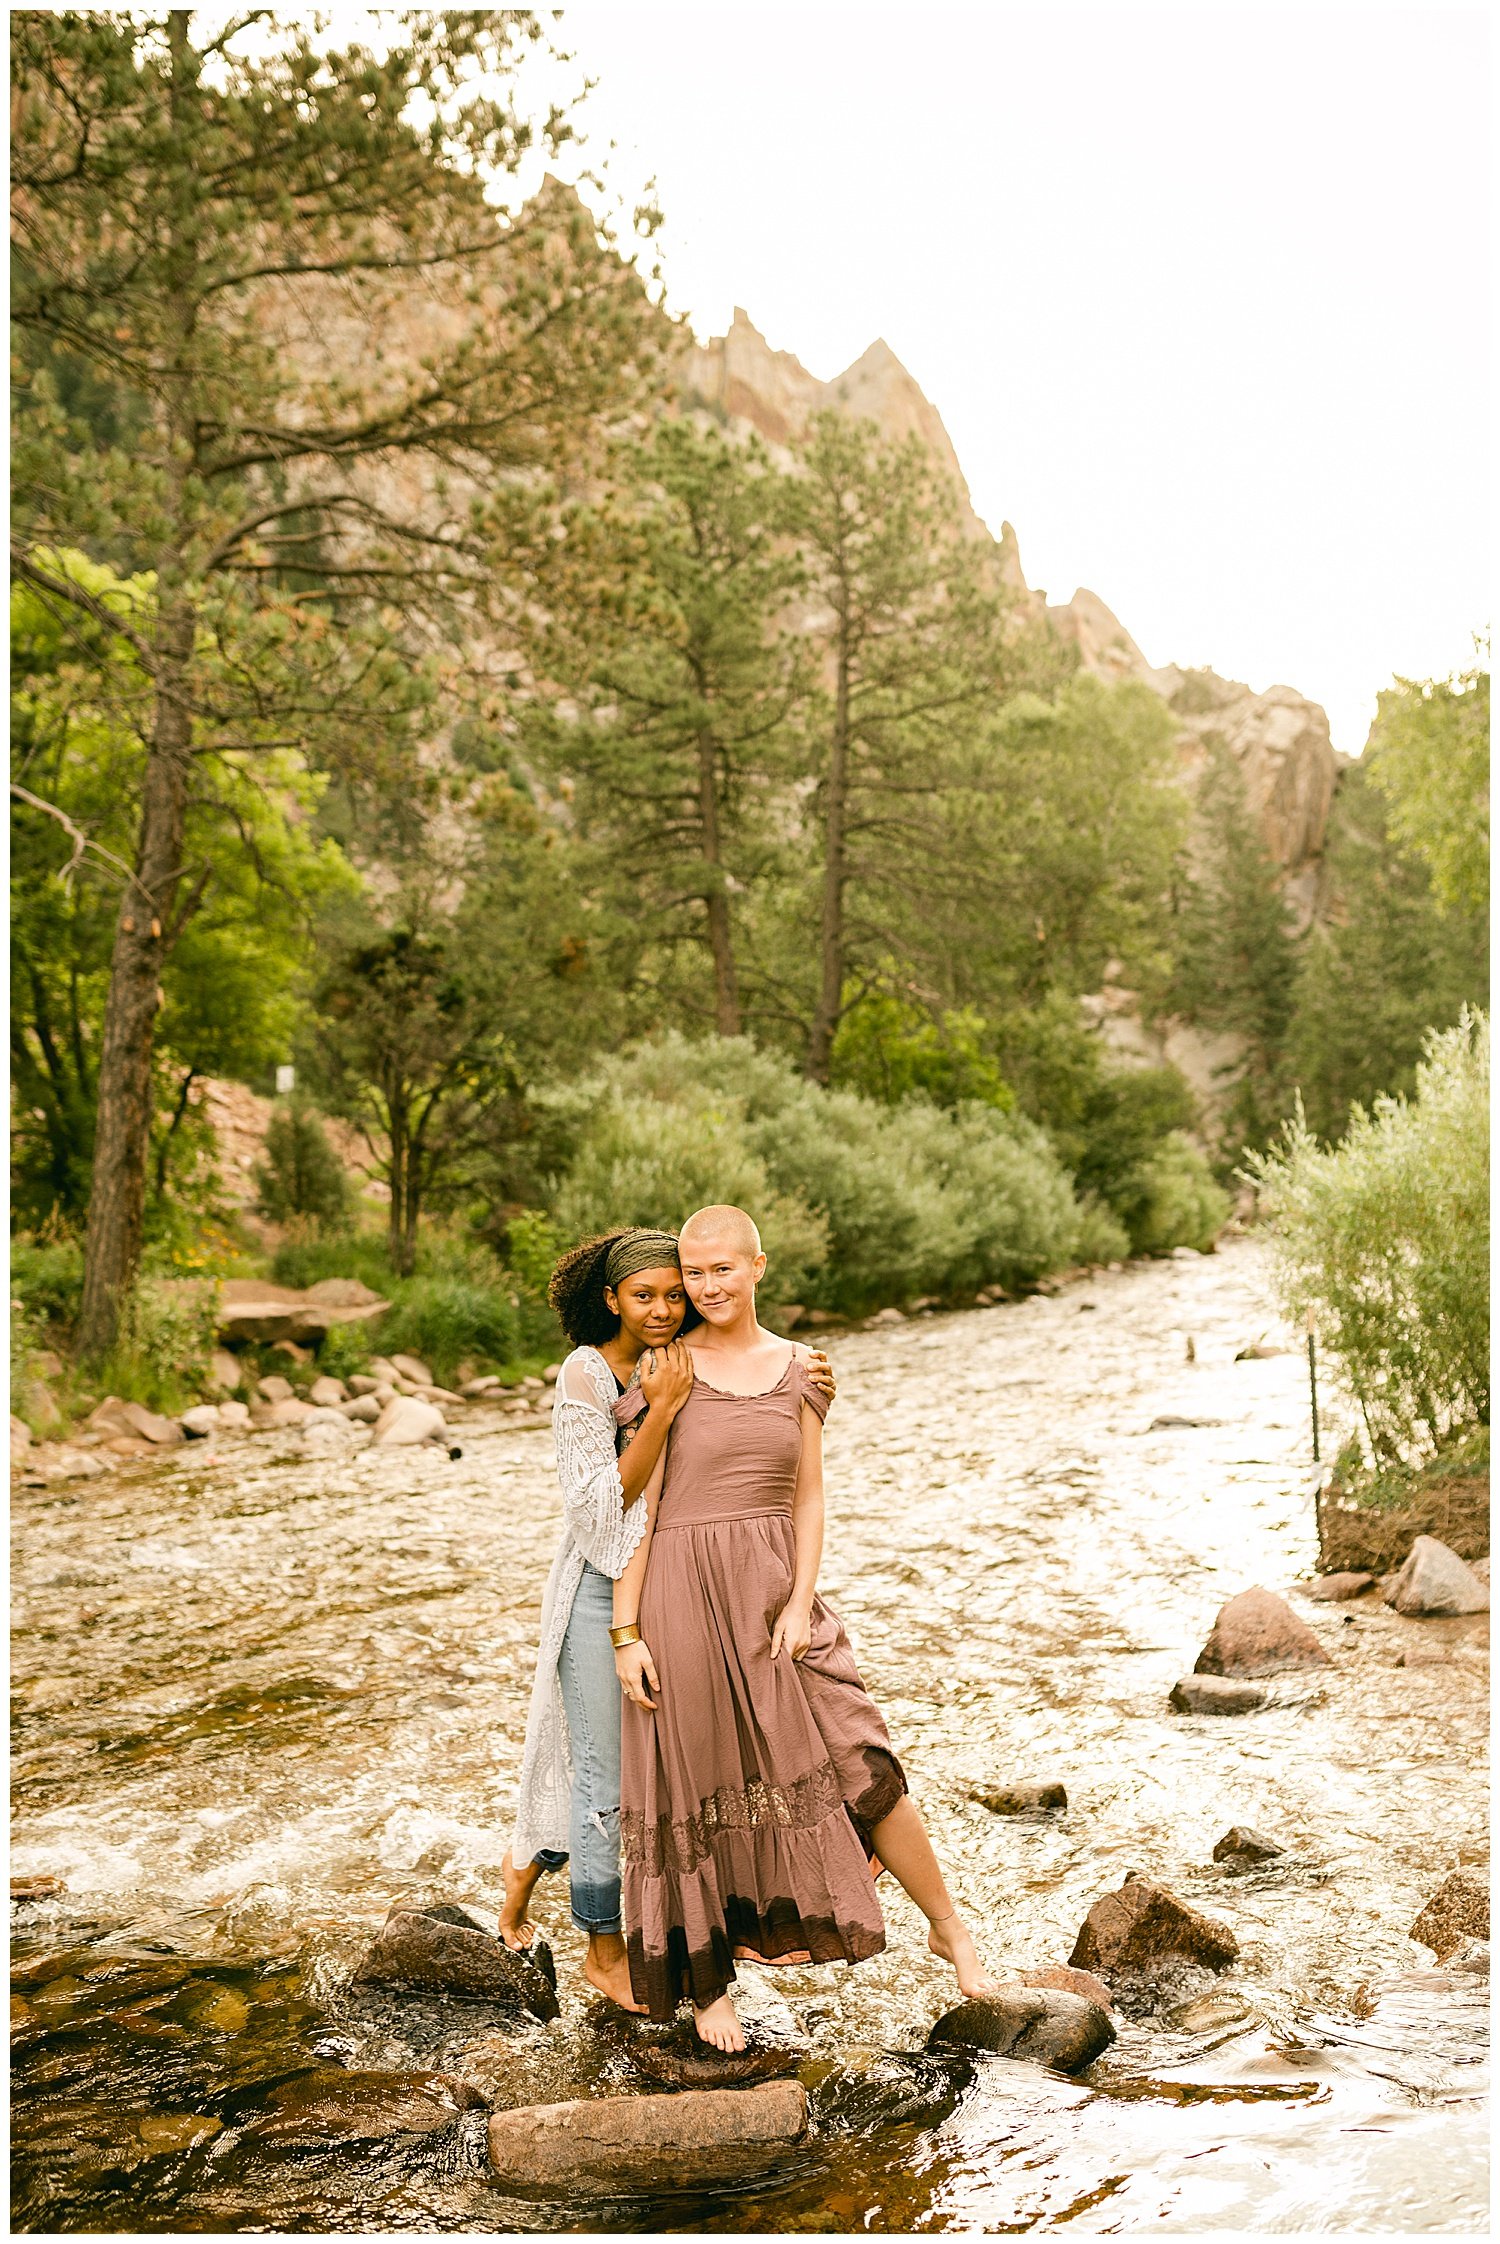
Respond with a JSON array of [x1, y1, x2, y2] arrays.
[[928, 1911, 1002, 1998], [693, 1991, 745, 2051], [582, 1947, 648, 2014], [498, 1848, 540, 1952]]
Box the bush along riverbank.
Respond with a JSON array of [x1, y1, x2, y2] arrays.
[[11, 1031, 1235, 1466], [1246, 1010, 1489, 1576]]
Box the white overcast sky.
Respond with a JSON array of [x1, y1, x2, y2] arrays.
[[528, 3, 1489, 752]]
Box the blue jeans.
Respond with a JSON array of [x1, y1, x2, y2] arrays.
[[533, 1562, 622, 1934]]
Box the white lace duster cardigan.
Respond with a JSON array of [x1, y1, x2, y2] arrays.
[[511, 1345, 648, 1865]]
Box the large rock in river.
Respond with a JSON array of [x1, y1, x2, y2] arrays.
[[486, 2080, 808, 2192], [352, 1903, 559, 2020], [1070, 1875, 1239, 1987], [1385, 1537, 1489, 1617], [241, 2067, 485, 2152], [1194, 1587, 1331, 1676], [592, 2006, 800, 2090], [1410, 1871, 1489, 1959], [928, 1988, 1115, 2072]]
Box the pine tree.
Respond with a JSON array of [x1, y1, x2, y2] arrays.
[[1169, 739, 1300, 1152], [521, 420, 809, 1037], [782, 413, 1034, 1082], [1286, 760, 1488, 1141]]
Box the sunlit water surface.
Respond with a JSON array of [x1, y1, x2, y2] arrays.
[[11, 1241, 1488, 2231]]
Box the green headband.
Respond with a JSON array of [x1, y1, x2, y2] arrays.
[[604, 1229, 681, 1289]]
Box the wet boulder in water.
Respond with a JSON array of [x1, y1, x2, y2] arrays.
[[1299, 1571, 1374, 1601], [1069, 1874, 1239, 1996], [239, 2066, 486, 2151], [1170, 1673, 1268, 1715], [1410, 1870, 1489, 1959], [1195, 1587, 1331, 1677], [486, 2079, 808, 2193], [972, 1780, 1067, 1815], [927, 1988, 1115, 2072], [1385, 1537, 1489, 1617], [809, 2048, 973, 2134], [1212, 1825, 1285, 1865], [1015, 1963, 1115, 2010], [592, 2004, 801, 2089], [352, 1904, 559, 2020]]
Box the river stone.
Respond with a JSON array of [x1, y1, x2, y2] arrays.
[[1300, 1572, 1374, 1601], [180, 1404, 220, 1437], [1016, 1965, 1115, 2011], [1385, 1537, 1489, 1617], [341, 1393, 382, 1423], [373, 1396, 447, 1448], [808, 2049, 973, 2135], [1194, 1587, 1331, 1677], [1069, 1875, 1239, 1986], [352, 1904, 560, 2019], [243, 2066, 486, 2151], [973, 1780, 1067, 1815], [593, 2008, 801, 2090], [309, 1375, 347, 1408], [1410, 1871, 1489, 1958], [389, 1352, 435, 1388], [207, 1348, 243, 1394], [462, 1374, 501, 1397], [11, 1414, 33, 1459], [11, 1874, 66, 1902], [1212, 1825, 1284, 1864], [1448, 1939, 1489, 1975], [1170, 1674, 1268, 1715], [87, 1396, 183, 1446], [927, 1989, 1115, 2072], [348, 1374, 381, 1395], [486, 2080, 808, 2193], [216, 1399, 250, 1429], [257, 1397, 311, 1429], [256, 1374, 295, 1403]]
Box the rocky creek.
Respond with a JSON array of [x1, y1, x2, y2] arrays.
[[11, 1237, 1488, 2231]]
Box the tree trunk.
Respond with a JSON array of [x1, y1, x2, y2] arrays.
[[805, 613, 851, 1084], [76, 609, 195, 1360], [387, 1092, 414, 1275], [696, 722, 742, 1036]]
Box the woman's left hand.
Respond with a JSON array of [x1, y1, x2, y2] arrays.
[[806, 1348, 836, 1405], [770, 1598, 813, 1662]]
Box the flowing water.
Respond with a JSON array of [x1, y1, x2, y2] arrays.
[[11, 1239, 1488, 2232]]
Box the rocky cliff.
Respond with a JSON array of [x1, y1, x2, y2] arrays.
[[683, 311, 1342, 918]]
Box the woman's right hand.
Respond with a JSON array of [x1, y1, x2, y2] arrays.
[[639, 1338, 695, 1415], [616, 1638, 660, 1711]]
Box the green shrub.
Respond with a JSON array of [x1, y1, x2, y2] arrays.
[[543, 1032, 1089, 1313], [552, 1089, 829, 1306], [1129, 1133, 1232, 1255], [271, 1229, 398, 1294], [317, 1321, 375, 1383], [10, 1236, 85, 1333], [255, 1101, 353, 1230], [1246, 1010, 1488, 1467]]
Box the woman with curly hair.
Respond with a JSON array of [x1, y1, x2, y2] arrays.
[[501, 1225, 833, 2012]]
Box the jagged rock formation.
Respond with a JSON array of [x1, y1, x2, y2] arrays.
[[684, 310, 1341, 911], [684, 309, 1346, 1129]]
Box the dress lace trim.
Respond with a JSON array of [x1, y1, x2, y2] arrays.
[[621, 1759, 846, 1878]]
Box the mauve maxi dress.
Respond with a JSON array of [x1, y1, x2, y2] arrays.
[[615, 1353, 908, 2019]]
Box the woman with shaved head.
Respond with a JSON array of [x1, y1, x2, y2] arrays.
[[612, 1204, 997, 2049]]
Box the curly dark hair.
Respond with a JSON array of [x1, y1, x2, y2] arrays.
[[547, 1229, 700, 1348]]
